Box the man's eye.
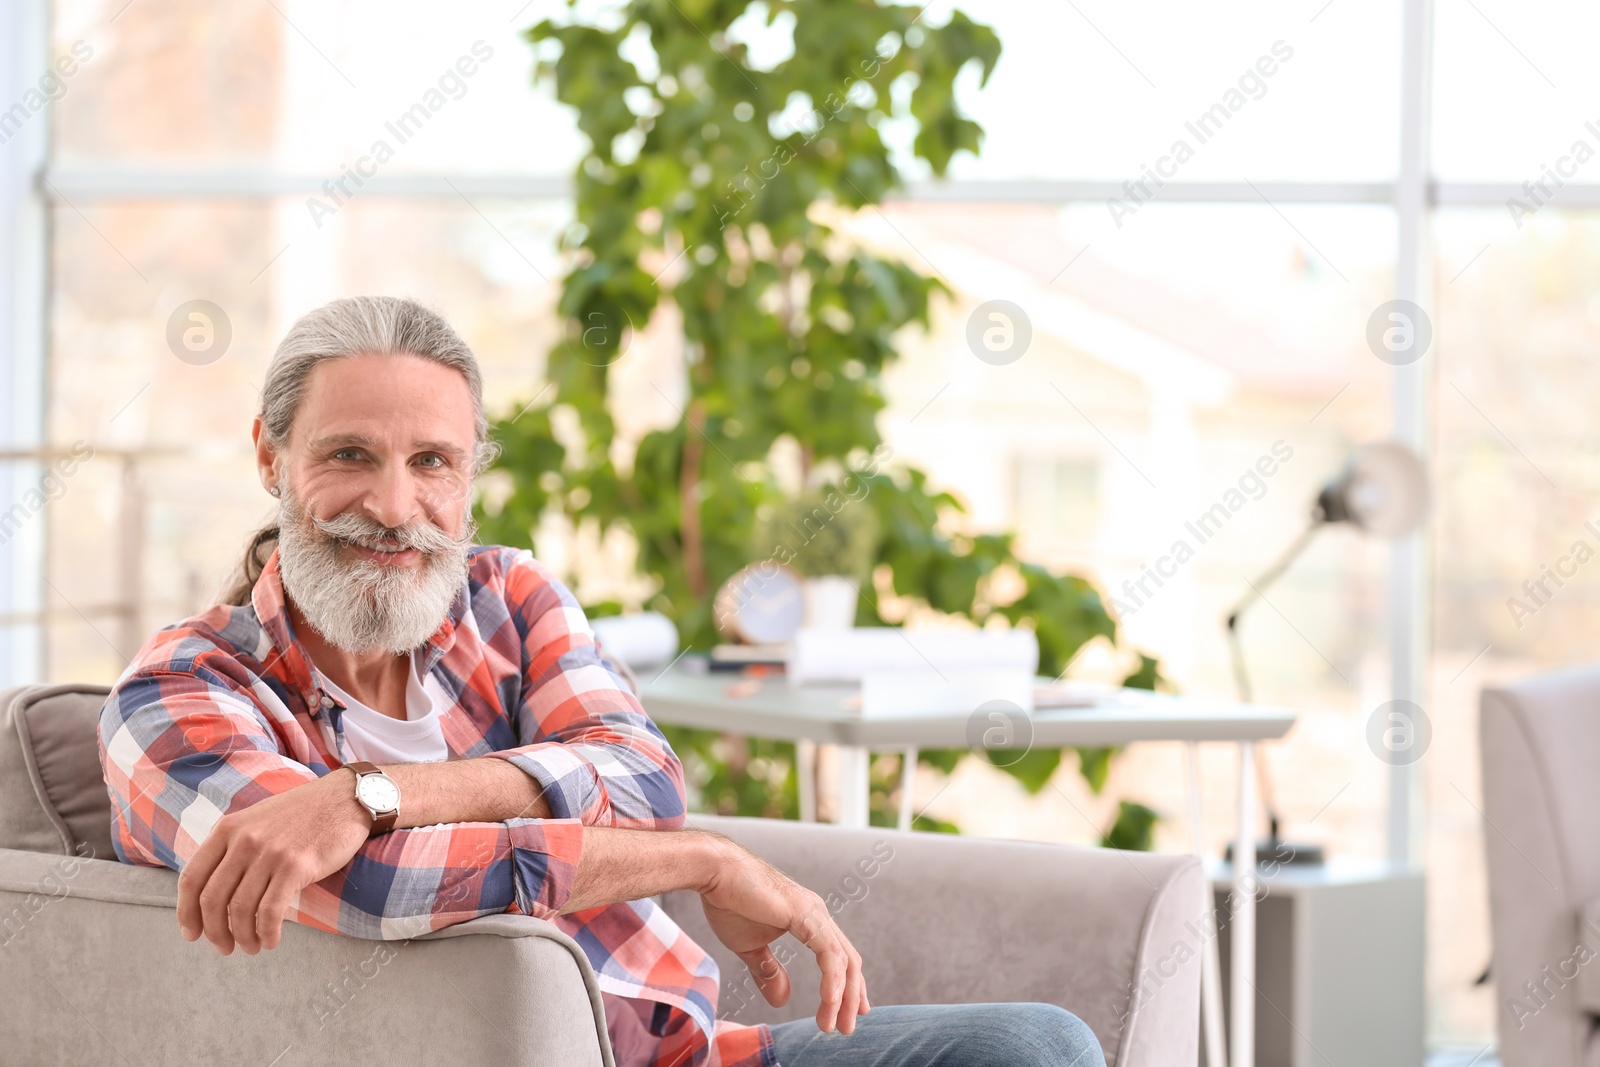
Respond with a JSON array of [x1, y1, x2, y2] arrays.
[[334, 449, 362, 461], [418, 454, 445, 468]]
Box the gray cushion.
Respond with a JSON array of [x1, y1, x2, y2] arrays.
[[0, 684, 115, 859]]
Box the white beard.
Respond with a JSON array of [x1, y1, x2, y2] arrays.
[[275, 480, 476, 656]]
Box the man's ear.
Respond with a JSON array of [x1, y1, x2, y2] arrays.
[[252, 415, 281, 493]]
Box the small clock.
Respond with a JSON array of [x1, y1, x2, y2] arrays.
[[714, 562, 806, 645]]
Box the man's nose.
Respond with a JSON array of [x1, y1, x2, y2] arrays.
[[364, 462, 420, 532]]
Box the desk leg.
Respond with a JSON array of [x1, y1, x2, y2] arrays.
[[1231, 740, 1257, 1067], [897, 747, 918, 831], [836, 745, 871, 828], [797, 739, 817, 823], [1184, 742, 1227, 1067]]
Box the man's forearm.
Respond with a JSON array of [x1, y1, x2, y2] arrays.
[[559, 826, 728, 914], [322, 763, 725, 914], [348, 758, 554, 828]]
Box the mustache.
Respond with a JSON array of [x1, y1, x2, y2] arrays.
[[301, 504, 472, 556]]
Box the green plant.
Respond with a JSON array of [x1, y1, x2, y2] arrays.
[[477, 0, 1163, 843], [754, 488, 879, 580]]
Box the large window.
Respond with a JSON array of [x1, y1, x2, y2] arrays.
[[14, 0, 1600, 1052]]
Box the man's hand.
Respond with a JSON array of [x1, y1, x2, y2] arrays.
[[557, 826, 871, 1034], [176, 768, 369, 955], [175, 756, 548, 956], [698, 840, 870, 1035]]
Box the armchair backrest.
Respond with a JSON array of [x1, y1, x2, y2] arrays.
[[1480, 663, 1600, 1067]]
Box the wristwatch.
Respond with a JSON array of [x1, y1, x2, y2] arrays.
[[347, 760, 400, 835]]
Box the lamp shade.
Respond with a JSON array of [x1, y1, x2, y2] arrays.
[[1316, 441, 1429, 537]]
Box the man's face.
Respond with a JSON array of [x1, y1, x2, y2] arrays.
[[261, 352, 481, 656]]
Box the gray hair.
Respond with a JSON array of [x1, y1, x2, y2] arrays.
[[222, 296, 501, 606]]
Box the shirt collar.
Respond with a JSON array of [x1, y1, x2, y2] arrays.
[[251, 542, 468, 708]]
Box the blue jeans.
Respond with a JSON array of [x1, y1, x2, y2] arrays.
[[767, 1002, 1106, 1067]]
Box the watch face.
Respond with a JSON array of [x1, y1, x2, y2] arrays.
[[357, 773, 399, 813]]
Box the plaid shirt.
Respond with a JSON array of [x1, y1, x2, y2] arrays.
[[97, 543, 775, 1067]]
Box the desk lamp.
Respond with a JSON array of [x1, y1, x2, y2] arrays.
[[1224, 441, 1430, 865]]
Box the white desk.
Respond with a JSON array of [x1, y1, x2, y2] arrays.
[[639, 667, 1297, 1067]]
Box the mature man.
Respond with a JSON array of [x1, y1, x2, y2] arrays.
[[97, 296, 1104, 1067]]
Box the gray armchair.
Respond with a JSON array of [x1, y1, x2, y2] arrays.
[[1481, 665, 1600, 1067], [0, 681, 1203, 1066]]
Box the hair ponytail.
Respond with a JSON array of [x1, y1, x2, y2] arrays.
[[221, 522, 281, 606]]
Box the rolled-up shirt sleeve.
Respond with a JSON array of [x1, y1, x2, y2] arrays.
[[98, 664, 584, 940], [484, 548, 687, 829]]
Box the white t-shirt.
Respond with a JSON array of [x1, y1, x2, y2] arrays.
[[323, 649, 450, 765]]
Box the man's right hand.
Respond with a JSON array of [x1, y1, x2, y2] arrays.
[[176, 767, 371, 955], [698, 838, 870, 1035]]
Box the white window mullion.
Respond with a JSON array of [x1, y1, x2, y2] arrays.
[[0, 0, 52, 688]]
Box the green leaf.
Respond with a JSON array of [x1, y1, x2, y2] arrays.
[[1101, 801, 1161, 852], [1075, 746, 1117, 795], [1122, 652, 1163, 691], [917, 747, 965, 776], [986, 747, 1062, 795]]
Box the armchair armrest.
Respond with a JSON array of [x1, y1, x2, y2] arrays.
[[1578, 898, 1600, 1016], [0, 846, 613, 1066], [662, 815, 1202, 1067]]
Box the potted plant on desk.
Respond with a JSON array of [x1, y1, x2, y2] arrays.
[[755, 490, 879, 630]]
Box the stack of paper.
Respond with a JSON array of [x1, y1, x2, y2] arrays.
[[787, 627, 1039, 686]]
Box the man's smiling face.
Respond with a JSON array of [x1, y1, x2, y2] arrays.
[[257, 351, 481, 655]]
